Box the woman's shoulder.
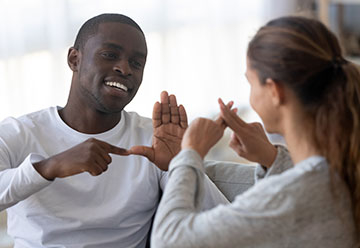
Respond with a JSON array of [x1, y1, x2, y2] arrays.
[[234, 157, 331, 210]]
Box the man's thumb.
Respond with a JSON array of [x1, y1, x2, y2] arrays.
[[128, 146, 155, 162]]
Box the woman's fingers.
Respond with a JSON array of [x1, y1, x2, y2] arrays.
[[215, 100, 235, 128], [218, 98, 247, 126], [229, 132, 244, 156], [218, 98, 248, 135], [252, 122, 267, 137]]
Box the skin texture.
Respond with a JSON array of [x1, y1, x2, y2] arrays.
[[242, 60, 318, 165], [33, 22, 187, 179], [61, 22, 148, 134], [218, 98, 277, 167], [181, 118, 226, 159], [246, 58, 284, 134], [128, 91, 188, 171]]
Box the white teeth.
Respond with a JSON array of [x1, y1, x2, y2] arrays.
[[105, 81, 128, 92]]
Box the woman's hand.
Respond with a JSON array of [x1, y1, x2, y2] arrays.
[[181, 101, 236, 158], [181, 101, 235, 159], [218, 98, 277, 168], [181, 117, 225, 159]]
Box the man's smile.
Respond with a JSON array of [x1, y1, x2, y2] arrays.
[[105, 81, 129, 92]]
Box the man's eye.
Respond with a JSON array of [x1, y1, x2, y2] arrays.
[[130, 60, 142, 68], [101, 52, 117, 59]]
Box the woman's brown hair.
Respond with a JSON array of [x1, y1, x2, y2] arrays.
[[247, 16, 360, 238]]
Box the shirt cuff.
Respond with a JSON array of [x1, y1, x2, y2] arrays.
[[21, 153, 53, 186], [169, 148, 204, 174], [255, 145, 293, 181]]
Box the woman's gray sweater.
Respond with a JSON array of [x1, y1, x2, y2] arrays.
[[152, 148, 356, 248]]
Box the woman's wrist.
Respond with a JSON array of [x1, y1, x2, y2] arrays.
[[260, 145, 278, 168], [181, 144, 206, 159]]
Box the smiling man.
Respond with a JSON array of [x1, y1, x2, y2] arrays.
[[0, 14, 228, 248]]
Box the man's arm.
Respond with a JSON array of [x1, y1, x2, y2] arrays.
[[33, 138, 128, 180], [0, 151, 51, 211], [0, 138, 127, 211]]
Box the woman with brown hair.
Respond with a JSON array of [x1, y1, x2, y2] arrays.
[[151, 16, 359, 247]]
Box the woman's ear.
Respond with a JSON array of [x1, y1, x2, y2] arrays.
[[265, 78, 285, 107], [67, 47, 80, 72]]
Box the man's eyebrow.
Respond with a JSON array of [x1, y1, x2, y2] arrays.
[[133, 51, 147, 59], [103, 43, 146, 59], [103, 42, 123, 50]]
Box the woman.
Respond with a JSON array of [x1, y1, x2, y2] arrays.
[[151, 16, 359, 247]]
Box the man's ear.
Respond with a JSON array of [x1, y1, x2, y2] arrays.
[[265, 78, 285, 107], [67, 47, 80, 72]]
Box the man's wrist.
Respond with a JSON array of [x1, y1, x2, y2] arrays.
[[33, 158, 56, 181]]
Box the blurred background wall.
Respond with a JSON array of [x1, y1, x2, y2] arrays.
[[0, 0, 359, 246], [0, 0, 308, 122]]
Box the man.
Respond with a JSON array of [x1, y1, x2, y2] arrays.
[[0, 14, 228, 247]]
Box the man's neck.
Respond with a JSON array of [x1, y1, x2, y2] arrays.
[[58, 105, 122, 134]]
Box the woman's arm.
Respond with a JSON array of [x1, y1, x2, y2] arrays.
[[151, 149, 293, 248]]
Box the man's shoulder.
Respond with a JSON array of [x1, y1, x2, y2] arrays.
[[123, 111, 152, 131], [0, 107, 55, 136], [11, 107, 55, 128], [19, 106, 54, 120]]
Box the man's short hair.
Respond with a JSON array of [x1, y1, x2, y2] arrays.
[[74, 13, 144, 50]]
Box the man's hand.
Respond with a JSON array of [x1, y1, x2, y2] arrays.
[[128, 91, 188, 171], [33, 138, 128, 180], [218, 98, 277, 168]]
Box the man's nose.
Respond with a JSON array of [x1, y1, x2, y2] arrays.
[[113, 60, 132, 76]]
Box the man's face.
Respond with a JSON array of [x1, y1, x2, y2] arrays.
[[73, 22, 147, 114]]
